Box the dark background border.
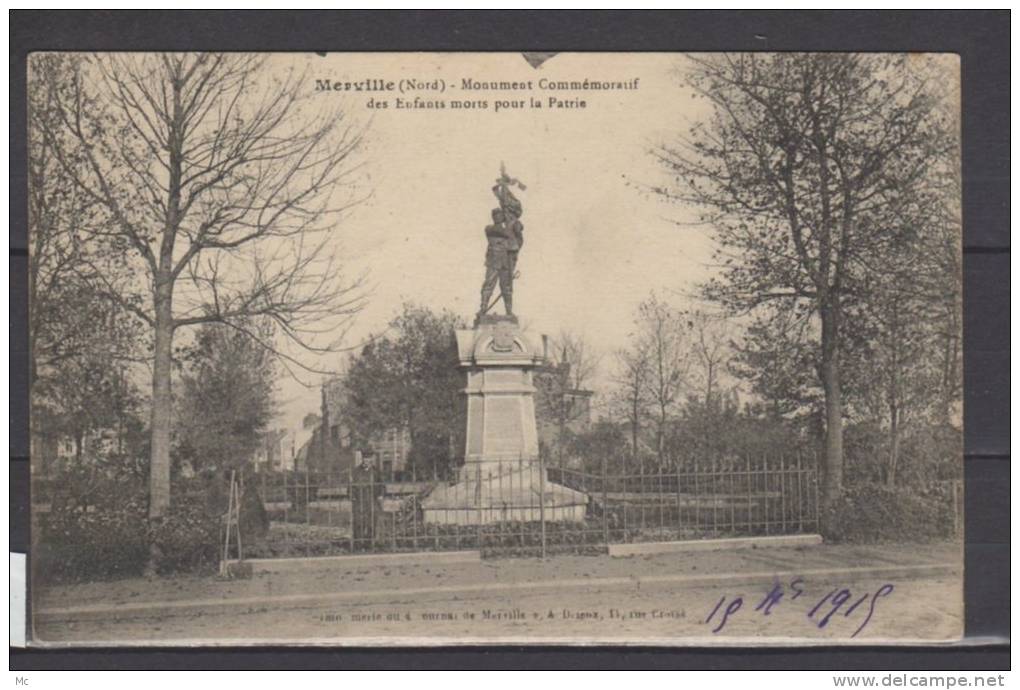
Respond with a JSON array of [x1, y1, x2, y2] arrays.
[[9, 9, 1009, 670]]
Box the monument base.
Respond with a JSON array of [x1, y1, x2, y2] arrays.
[[421, 461, 589, 526], [428, 314, 588, 525]]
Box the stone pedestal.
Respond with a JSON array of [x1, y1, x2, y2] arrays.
[[422, 315, 588, 525]]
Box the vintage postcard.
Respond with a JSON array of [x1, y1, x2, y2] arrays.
[[27, 52, 963, 646]]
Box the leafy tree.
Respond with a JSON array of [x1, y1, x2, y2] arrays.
[[175, 320, 276, 476], [38, 53, 367, 526], [669, 389, 742, 467], [344, 304, 466, 478], [654, 54, 954, 518], [567, 420, 629, 475], [729, 305, 821, 422], [28, 54, 146, 474]]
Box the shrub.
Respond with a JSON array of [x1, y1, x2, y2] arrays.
[[245, 522, 351, 559], [147, 500, 222, 576], [35, 484, 225, 583], [176, 473, 269, 544], [35, 498, 150, 583], [823, 483, 957, 544]]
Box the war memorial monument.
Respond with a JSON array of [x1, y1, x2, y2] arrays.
[[422, 167, 589, 525]]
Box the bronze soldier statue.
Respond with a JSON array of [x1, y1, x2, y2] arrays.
[[479, 208, 514, 316], [479, 165, 525, 318]]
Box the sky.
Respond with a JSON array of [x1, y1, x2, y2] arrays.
[[271, 53, 718, 430]]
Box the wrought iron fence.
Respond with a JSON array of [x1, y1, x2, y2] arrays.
[[247, 452, 820, 558]]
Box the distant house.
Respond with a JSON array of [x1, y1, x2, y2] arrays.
[[253, 428, 292, 473], [292, 377, 412, 478], [294, 422, 351, 475], [293, 378, 357, 476], [365, 426, 411, 477], [31, 427, 124, 478]]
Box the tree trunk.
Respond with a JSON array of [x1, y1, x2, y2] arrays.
[[819, 304, 844, 526], [705, 362, 715, 407], [630, 395, 639, 462], [940, 322, 960, 426], [408, 403, 416, 478], [887, 402, 900, 488], [656, 417, 665, 471], [655, 391, 668, 471], [148, 286, 174, 520], [149, 71, 183, 527]]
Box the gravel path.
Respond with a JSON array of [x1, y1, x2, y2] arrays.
[[31, 541, 962, 646]]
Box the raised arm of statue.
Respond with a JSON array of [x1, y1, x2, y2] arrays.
[[493, 183, 523, 220], [493, 163, 526, 219]]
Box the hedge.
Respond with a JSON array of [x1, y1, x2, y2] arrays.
[[823, 483, 957, 544]]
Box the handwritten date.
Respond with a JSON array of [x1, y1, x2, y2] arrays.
[[705, 579, 895, 638]]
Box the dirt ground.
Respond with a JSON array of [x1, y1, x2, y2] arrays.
[[31, 541, 962, 646]]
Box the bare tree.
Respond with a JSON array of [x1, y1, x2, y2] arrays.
[[612, 342, 650, 467], [550, 331, 600, 392], [685, 311, 732, 407], [537, 331, 601, 463], [42, 53, 367, 529], [844, 157, 962, 487], [635, 295, 692, 469], [654, 54, 953, 517]]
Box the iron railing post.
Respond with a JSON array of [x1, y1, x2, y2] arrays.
[[602, 453, 609, 548], [746, 453, 753, 535], [539, 452, 546, 559]]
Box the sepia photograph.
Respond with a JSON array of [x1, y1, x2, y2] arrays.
[[25, 50, 964, 646]]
